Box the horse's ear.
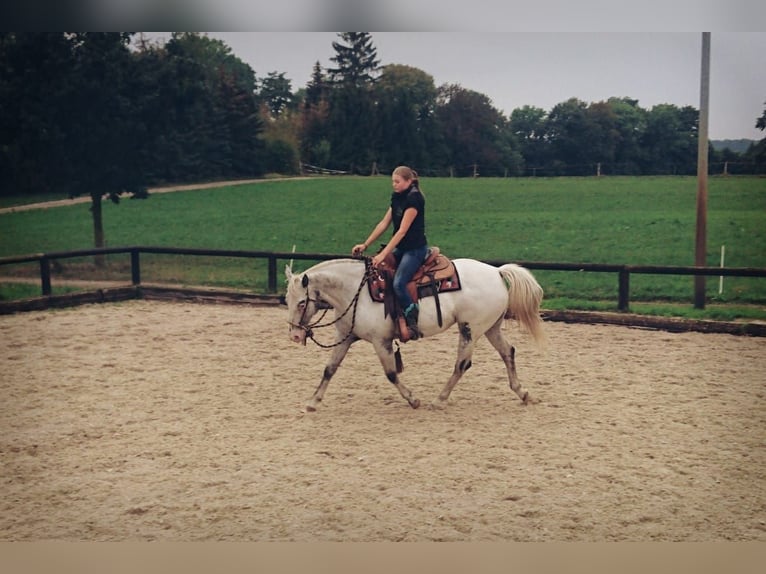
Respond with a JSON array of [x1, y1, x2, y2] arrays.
[[284, 264, 293, 282], [301, 274, 309, 288]]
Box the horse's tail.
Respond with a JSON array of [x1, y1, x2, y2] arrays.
[[498, 263, 547, 346]]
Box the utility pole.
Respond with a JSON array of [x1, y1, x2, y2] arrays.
[[694, 32, 711, 309]]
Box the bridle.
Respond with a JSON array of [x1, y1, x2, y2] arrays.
[[289, 257, 376, 349]]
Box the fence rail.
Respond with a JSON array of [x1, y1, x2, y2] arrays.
[[2, 246, 765, 312]]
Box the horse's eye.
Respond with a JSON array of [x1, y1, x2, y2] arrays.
[[298, 301, 306, 310]]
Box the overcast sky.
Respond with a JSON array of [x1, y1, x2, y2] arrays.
[[168, 32, 766, 142]]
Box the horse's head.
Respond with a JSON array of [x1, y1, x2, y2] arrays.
[[285, 259, 365, 347], [285, 265, 321, 345]]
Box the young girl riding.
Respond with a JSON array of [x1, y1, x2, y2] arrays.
[[352, 165, 429, 340]]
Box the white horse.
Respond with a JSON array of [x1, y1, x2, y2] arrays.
[[285, 257, 546, 411]]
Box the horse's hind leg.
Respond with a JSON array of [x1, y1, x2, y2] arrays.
[[484, 320, 535, 404], [373, 339, 420, 409], [431, 322, 475, 409], [305, 336, 355, 412]]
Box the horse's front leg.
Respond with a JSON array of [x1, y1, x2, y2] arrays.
[[305, 335, 357, 412], [372, 339, 420, 409]]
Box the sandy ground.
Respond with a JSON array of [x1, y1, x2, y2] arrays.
[[1, 300, 765, 541]]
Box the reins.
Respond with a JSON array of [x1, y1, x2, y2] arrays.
[[292, 257, 376, 349]]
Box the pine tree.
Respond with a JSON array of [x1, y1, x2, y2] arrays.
[[324, 33, 381, 173], [327, 33, 380, 88], [304, 61, 327, 109], [300, 61, 331, 167]]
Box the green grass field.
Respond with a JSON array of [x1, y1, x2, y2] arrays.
[[2, 175, 765, 317]]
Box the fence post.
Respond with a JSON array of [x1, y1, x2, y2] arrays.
[[131, 249, 141, 285], [268, 255, 277, 293], [40, 256, 52, 296], [618, 268, 630, 311]]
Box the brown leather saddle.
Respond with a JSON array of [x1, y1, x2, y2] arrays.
[[367, 247, 461, 337]]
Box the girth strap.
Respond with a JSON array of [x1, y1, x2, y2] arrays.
[[423, 271, 444, 327]]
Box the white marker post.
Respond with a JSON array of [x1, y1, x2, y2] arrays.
[[719, 245, 725, 295]]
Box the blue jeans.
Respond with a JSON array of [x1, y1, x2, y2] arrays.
[[393, 245, 429, 311]]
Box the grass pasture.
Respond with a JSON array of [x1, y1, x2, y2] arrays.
[[1, 175, 765, 318]]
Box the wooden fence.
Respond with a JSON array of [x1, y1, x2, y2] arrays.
[[2, 245, 765, 312]]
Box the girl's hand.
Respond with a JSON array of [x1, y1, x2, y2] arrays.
[[372, 253, 386, 268], [352, 243, 367, 257]]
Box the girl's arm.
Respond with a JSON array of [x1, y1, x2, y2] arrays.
[[371, 207, 417, 267]]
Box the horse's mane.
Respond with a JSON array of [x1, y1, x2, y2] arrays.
[[287, 258, 365, 297], [303, 258, 364, 275]]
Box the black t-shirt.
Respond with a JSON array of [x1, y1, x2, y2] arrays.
[[390, 184, 427, 251]]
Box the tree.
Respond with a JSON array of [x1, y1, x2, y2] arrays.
[[584, 101, 620, 173], [159, 32, 264, 182], [748, 100, 766, 169], [608, 97, 648, 174], [325, 33, 381, 172], [0, 33, 156, 255], [1, 32, 269, 255], [0, 32, 76, 197], [510, 105, 548, 174], [62, 33, 153, 253], [756, 101, 766, 131], [258, 71, 293, 117], [435, 84, 512, 176], [374, 64, 439, 171], [641, 103, 698, 175], [327, 32, 380, 88], [300, 61, 331, 167], [300, 62, 328, 167], [304, 61, 328, 108], [255, 71, 300, 174], [546, 97, 610, 176], [220, 70, 268, 175]]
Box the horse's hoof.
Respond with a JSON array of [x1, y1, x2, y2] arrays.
[[410, 398, 420, 409], [428, 400, 447, 411], [521, 393, 538, 405], [305, 404, 317, 412]]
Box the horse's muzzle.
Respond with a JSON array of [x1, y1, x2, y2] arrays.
[[289, 327, 308, 345]]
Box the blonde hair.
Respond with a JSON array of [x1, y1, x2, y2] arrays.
[[392, 165, 419, 187]]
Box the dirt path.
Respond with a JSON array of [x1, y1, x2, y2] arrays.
[[0, 178, 310, 214], [1, 300, 764, 541]]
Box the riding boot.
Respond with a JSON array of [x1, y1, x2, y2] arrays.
[[404, 304, 421, 340]]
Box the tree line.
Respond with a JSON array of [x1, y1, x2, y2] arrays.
[[2, 31, 765, 205]]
